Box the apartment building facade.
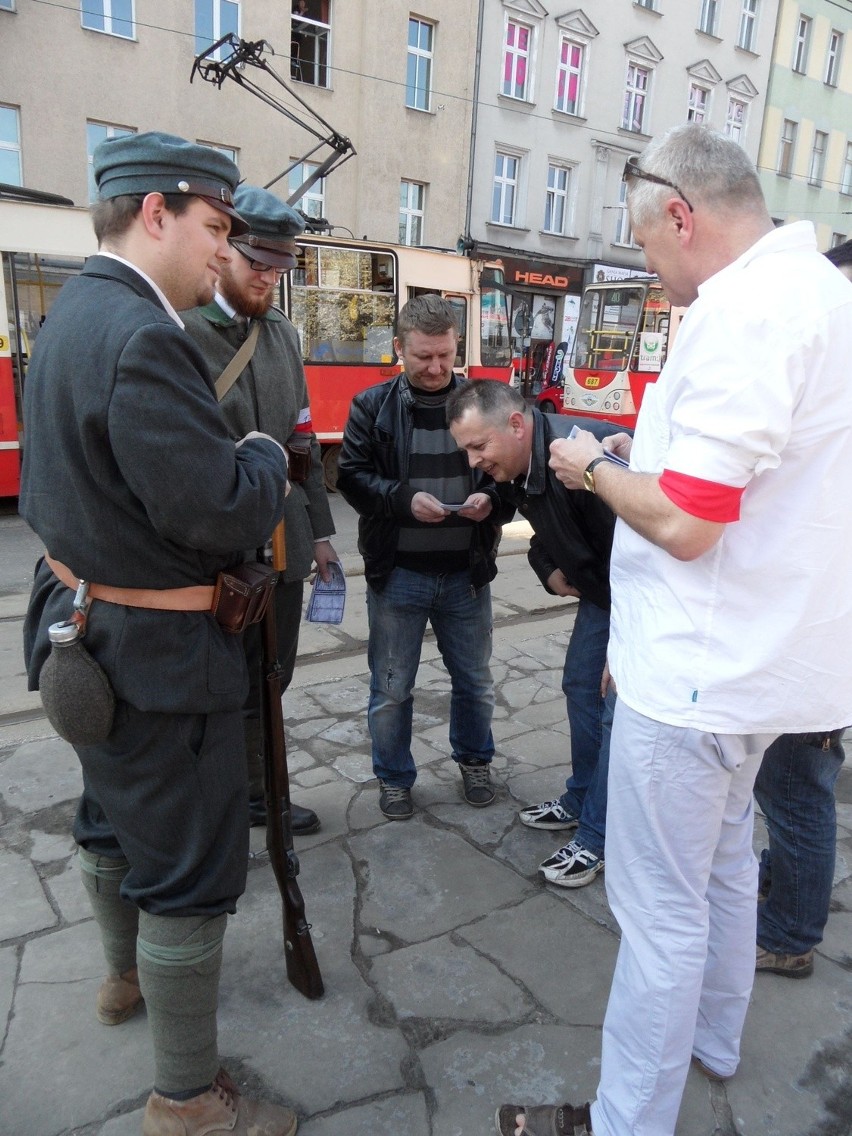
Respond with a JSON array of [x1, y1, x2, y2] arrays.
[[0, 0, 479, 250], [757, 0, 852, 250]]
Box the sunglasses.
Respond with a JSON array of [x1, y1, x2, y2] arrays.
[[622, 156, 694, 213]]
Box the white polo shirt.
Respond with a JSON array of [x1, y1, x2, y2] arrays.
[[609, 221, 852, 733]]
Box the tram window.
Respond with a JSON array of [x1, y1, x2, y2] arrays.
[[290, 245, 397, 364]]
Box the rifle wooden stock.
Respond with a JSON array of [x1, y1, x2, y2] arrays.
[[259, 521, 324, 1000]]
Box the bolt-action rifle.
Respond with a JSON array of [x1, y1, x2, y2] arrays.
[[259, 521, 324, 999]]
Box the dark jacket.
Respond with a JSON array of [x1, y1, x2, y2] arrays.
[[20, 255, 287, 714], [507, 411, 624, 613], [337, 373, 511, 591]]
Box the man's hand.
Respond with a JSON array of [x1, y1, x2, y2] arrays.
[[313, 539, 339, 583], [604, 432, 633, 463], [549, 430, 604, 490], [546, 568, 581, 598], [411, 491, 452, 523], [457, 492, 493, 522]]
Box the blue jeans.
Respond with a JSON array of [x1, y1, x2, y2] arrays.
[[753, 731, 845, 955], [366, 567, 495, 788], [559, 598, 612, 859]]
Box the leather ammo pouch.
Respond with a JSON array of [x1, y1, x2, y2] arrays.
[[285, 440, 312, 484], [211, 561, 279, 633]]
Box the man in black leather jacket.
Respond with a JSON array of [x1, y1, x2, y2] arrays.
[[337, 296, 510, 820], [448, 379, 622, 889]]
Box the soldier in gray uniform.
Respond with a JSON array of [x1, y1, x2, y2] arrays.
[[20, 133, 297, 1136], [182, 185, 338, 837]]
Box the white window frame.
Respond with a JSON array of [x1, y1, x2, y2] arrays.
[[502, 17, 534, 101], [288, 160, 326, 220], [622, 61, 651, 133], [699, 0, 719, 36], [825, 30, 843, 86], [86, 120, 136, 202], [793, 14, 811, 73], [725, 96, 747, 143], [198, 141, 238, 164], [808, 129, 828, 186], [406, 17, 433, 112], [0, 103, 22, 186], [543, 163, 572, 236], [0, 0, 15, 11], [81, 0, 135, 39], [613, 179, 636, 247], [492, 150, 521, 226], [554, 37, 585, 116], [842, 142, 852, 195], [195, 0, 240, 62], [737, 0, 758, 51], [687, 82, 710, 123], [399, 180, 426, 245], [778, 118, 797, 176]]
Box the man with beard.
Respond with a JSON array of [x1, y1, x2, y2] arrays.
[[183, 185, 337, 836]]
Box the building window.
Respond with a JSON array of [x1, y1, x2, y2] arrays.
[[81, 0, 134, 38], [793, 14, 811, 73], [725, 97, 747, 142], [198, 141, 238, 165], [291, 1, 331, 87], [543, 164, 571, 235], [831, 231, 847, 248], [842, 142, 852, 195], [622, 62, 650, 133], [502, 19, 533, 100], [808, 129, 828, 186], [0, 104, 22, 186], [613, 180, 635, 246], [0, 0, 15, 10], [636, 0, 656, 8], [406, 17, 433, 111], [687, 83, 710, 123], [492, 152, 519, 225], [825, 30, 843, 86], [195, 0, 239, 61], [698, 0, 719, 36], [737, 0, 758, 51], [86, 120, 135, 202], [399, 180, 425, 245], [288, 160, 326, 219], [555, 38, 585, 116], [777, 119, 797, 176]]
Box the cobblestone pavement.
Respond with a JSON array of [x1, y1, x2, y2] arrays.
[[1, 500, 851, 1136]]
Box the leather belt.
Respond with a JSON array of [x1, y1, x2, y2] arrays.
[[45, 554, 215, 612]]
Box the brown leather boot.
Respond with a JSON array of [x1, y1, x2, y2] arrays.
[[142, 1078, 297, 1136], [96, 966, 144, 1026]]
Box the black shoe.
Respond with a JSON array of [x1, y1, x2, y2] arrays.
[[248, 797, 321, 835]]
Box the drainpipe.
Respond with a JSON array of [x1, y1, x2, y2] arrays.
[[462, 0, 485, 249]]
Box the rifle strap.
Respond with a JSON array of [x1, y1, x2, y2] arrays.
[[215, 321, 260, 402]]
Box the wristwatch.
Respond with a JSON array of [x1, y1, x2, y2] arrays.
[[583, 456, 608, 494]]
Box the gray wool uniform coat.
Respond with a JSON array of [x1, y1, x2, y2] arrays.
[[20, 254, 288, 914]]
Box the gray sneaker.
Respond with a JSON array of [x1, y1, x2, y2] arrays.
[[378, 781, 414, 820], [459, 760, 495, 807]]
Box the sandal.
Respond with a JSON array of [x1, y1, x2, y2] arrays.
[[495, 1102, 594, 1135]]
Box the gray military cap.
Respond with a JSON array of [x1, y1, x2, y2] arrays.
[[92, 131, 249, 235], [229, 185, 306, 270]]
